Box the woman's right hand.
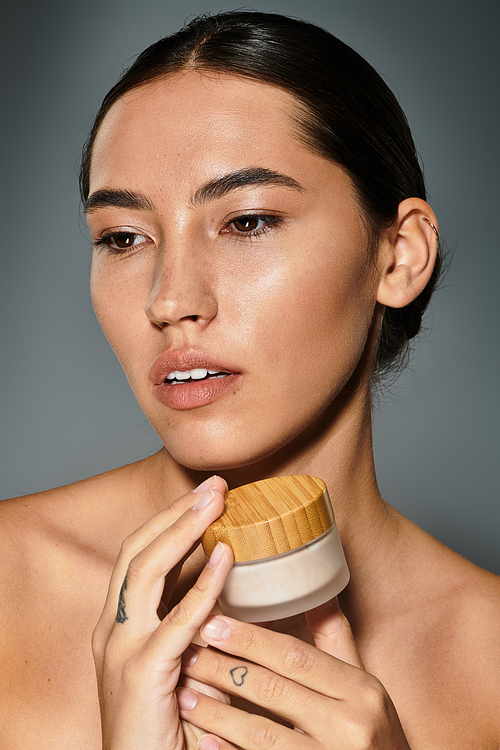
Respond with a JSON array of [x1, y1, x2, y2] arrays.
[[91, 475, 234, 750]]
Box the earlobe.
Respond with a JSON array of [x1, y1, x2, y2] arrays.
[[376, 198, 439, 309]]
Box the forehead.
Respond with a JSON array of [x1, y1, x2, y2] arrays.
[[90, 72, 317, 193]]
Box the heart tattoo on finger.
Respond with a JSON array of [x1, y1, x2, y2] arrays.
[[230, 666, 248, 687]]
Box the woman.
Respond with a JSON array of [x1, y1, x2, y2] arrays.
[[0, 11, 498, 750]]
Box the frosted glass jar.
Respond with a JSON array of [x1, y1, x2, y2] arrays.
[[202, 476, 350, 623]]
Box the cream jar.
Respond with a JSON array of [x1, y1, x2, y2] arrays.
[[202, 475, 350, 623]]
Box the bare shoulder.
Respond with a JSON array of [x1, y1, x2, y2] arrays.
[[0, 464, 143, 749], [446, 554, 500, 689], [0, 467, 127, 656], [422, 555, 500, 748], [372, 529, 500, 749], [425, 541, 500, 667], [0, 468, 124, 580], [0, 456, 159, 567]]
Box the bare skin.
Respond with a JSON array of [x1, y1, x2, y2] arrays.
[[0, 72, 499, 748], [1, 452, 499, 749]]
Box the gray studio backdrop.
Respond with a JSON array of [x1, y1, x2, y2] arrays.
[[2, 0, 499, 573]]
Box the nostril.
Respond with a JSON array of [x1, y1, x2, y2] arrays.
[[144, 284, 218, 327], [151, 313, 202, 328]]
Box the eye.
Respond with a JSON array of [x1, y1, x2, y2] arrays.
[[221, 214, 282, 237], [232, 216, 265, 233], [93, 231, 150, 254]]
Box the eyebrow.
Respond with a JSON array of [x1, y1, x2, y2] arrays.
[[191, 167, 304, 206], [84, 188, 155, 215], [84, 167, 304, 215]]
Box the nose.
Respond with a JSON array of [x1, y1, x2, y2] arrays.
[[144, 244, 218, 330]]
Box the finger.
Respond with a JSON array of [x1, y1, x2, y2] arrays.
[[181, 719, 216, 750], [305, 597, 364, 668], [198, 615, 362, 699], [142, 542, 234, 668], [176, 688, 315, 750], [94, 477, 227, 650], [160, 477, 229, 608], [180, 670, 232, 750], [99, 542, 233, 728], [96, 484, 206, 638], [118, 494, 223, 629], [96, 543, 232, 750], [197, 734, 232, 750], [178, 673, 231, 705], [181, 643, 330, 733], [107, 476, 228, 617]]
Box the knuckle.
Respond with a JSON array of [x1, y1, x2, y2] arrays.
[[254, 670, 289, 704], [190, 574, 212, 599], [167, 598, 199, 629], [345, 678, 389, 749], [249, 719, 282, 750], [351, 723, 379, 750], [203, 698, 227, 728], [236, 626, 259, 655], [117, 533, 138, 563], [209, 652, 231, 684], [362, 675, 387, 717], [283, 642, 316, 675], [125, 551, 148, 582], [91, 624, 106, 661]]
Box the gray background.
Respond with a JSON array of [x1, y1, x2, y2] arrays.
[[2, 0, 499, 573]]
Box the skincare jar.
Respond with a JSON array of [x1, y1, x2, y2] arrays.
[[202, 475, 350, 623]]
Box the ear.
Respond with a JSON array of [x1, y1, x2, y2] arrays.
[[376, 198, 439, 308]]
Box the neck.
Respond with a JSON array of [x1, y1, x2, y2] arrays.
[[139, 352, 404, 631]]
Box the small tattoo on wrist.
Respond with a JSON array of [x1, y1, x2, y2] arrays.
[[116, 574, 128, 624], [230, 666, 248, 687]]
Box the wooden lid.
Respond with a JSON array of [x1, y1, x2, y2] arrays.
[[202, 475, 334, 562]]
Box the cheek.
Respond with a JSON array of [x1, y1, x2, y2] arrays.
[[258, 251, 376, 371], [90, 267, 116, 341], [90, 262, 143, 369]]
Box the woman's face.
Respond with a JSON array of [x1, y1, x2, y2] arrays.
[[87, 72, 381, 470]]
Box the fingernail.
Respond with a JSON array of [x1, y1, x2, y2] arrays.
[[181, 646, 198, 667], [200, 616, 232, 642], [206, 542, 225, 568], [199, 735, 219, 750], [192, 476, 217, 493], [176, 688, 198, 711], [192, 489, 215, 511]]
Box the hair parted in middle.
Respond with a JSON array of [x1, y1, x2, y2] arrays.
[[80, 11, 443, 377]]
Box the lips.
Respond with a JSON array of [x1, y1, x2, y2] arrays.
[[149, 350, 241, 410]]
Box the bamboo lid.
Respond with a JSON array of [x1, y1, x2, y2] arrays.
[[202, 475, 334, 562]]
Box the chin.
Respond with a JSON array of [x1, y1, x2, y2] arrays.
[[157, 420, 299, 475], [164, 441, 276, 474], [145, 382, 350, 476]]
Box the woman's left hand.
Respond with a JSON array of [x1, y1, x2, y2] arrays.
[[177, 598, 410, 749]]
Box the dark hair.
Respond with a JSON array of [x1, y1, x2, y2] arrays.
[[80, 11, 443, 376]]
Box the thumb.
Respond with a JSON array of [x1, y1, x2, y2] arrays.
[[305, 597, 364, 668]]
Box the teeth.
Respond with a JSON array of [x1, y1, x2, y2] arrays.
[[165, 368, 227, 383], [190, 369, 208, 380]]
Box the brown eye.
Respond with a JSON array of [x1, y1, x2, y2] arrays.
[[232, 216, 260, 232], [220, 214, 281, 238], [112, 233, 136, 248], [94, 231, 149, 254]]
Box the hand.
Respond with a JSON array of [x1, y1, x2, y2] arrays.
[[177, 598, 410, 749], [92, 476, 234, 750]]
